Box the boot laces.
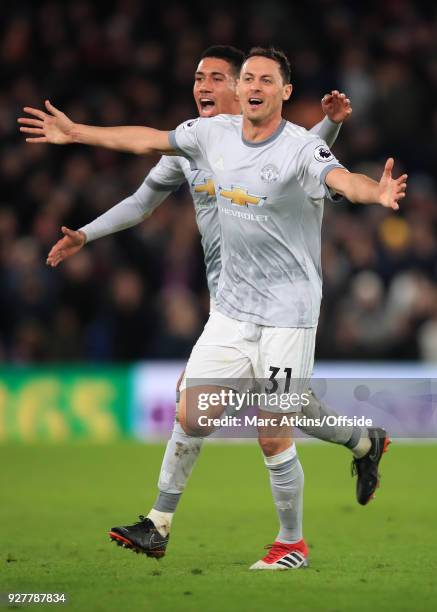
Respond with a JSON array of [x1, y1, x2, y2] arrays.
[[263, 542, 297, 563], [134, 515, 153, 529]]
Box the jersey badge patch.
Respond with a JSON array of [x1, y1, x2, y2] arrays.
[[314, 145, 334, 162], [260, 164, 279, 183], [183, 119, 200, 130]]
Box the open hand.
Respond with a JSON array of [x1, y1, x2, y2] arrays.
[[377, 158, 408, 210], [46, 227, 86, 267], [18, 100, 75, 144], [321, 90, 352, 124]]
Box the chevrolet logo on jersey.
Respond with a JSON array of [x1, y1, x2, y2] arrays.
[[193, 178, 216, 197], [220, 187, 266, 207]]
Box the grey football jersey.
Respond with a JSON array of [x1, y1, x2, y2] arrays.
[[146, 156, 221, 297], [169, 115, 345, 327]]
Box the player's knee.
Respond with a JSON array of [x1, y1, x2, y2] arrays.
[[179, 418, 210, 438], [178, 403, 198, 436], [178, 391, 213, 438], [176, 369, 185, 395], [258, 436, 292, 457]]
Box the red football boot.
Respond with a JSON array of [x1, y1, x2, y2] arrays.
[[250, 539, 309, 570]]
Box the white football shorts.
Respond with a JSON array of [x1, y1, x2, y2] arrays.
[[180, 309, 316, 413]]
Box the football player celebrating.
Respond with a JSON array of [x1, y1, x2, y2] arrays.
[[19, 47, 396, 569]]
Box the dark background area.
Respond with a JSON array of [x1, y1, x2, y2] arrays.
[[1, 0, 436, 363]]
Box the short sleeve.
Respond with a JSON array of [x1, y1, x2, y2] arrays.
[[168, 118, 210, 162], [296, 139, 346, 201], [146, 156, 186, 192]]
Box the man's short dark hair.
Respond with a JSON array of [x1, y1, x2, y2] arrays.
[[200, 45, 245, 77], [245, 47, 291, 84]]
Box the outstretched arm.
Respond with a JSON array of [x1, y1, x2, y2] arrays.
[[309, 90, 352, 147], [326, 158, 407, 210], [46, 188, 170, 267], [46, 156, 185, 266], [18, 100, 174, 155]]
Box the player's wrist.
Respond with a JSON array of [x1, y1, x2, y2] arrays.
[[69, 123, 87, 144], [77, 230, 87, 245], [373, 186, 385, 206]]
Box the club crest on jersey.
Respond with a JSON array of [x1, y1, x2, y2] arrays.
[[220, 186, 266, 207], [260, 164, 279, 183], [314, 145, 334, 162]]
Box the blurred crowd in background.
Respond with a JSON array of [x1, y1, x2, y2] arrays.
[[1, 0, 436, 363]]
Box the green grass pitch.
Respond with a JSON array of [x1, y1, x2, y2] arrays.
[[1, 442, 436, 612]]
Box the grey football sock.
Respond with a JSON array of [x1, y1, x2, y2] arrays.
[[299, 388, 367, 447], [153, 420, 204, 513], [264, 445, 304, 544]]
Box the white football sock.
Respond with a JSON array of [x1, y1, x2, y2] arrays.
[[147, 508, 173, 538], [264, 444, 304, 544], [351, 435, 371, 458]]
